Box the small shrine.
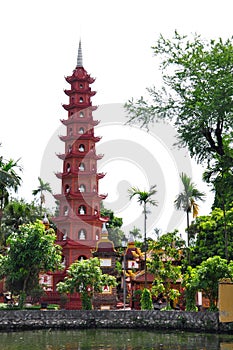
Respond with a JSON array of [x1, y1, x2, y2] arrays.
[[92, 223, 118, 309]]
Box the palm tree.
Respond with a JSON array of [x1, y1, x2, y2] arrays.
[[0, 157, 22, 235], [174, 173, 205, 246], [128, 185, 158, 287], [32, 177, 52, 215]]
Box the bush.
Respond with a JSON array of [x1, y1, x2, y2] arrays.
[[140, 288, 153, 310]]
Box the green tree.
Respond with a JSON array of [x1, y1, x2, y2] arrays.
[[174, 173, 205, 246], [125, 31, 233, 165], [100, 204, 124, 247], [193, 256, 233, 310], [128, 185, 158, 288], [140, 288, 153, 310], [32, 177, 52, 215], [129, 226, 142, 241], [149, 230, 185, 309], [1, 199, 42, 245], [56, 257, 117, 310], [0, 156, 22, 243], [182, 266, 199, 311], [188, 207, 233, 265], [0, 220, 62, 307], [202, 149, 233, 260], [203, 146, 233, 211]]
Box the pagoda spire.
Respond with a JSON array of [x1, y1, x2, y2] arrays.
[[77, 40, 83, 67]]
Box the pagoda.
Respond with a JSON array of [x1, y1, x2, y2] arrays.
[[53, 41, 107, 268]]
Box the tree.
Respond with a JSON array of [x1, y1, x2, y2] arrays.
[[128, 185, 158, 287], [100, 204, 124, 247], [182, 266, 199, 311], [129, 226, 142, 241], [174, 173, 205, 246], [125, 31, 233, 165], [202, 149, 233, 260], [0, 220, 62, 307], [192, 256, 233, 310], [32, 177, 52, 215], [149, 230, 185, 309], [56, 257, 117, 310], [188, 206, 233, 265], [1, 199, 42, 246], [140, 288, 153, 310], [0, 156, 22, 243], [203, 145, 233, 212]]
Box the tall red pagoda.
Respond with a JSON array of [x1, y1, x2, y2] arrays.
[[48, 42, 108, 294]]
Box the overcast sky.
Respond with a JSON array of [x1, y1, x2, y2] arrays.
[[0, 0, 232, 237]]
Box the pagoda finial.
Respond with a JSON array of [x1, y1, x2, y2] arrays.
[[77, 40, 83, 67]]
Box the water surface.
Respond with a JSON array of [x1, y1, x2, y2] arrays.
[[1, 329, 233, 349]]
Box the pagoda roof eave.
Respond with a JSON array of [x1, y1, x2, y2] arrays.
[[60, 117, 99, 126], [52, 214, 108, 223], [57, 238, 92, 250], [53, 192, 107, 200], [56, 152, 104, 160], [63, 103, 93, 111], [65, 72, 95, 84], [59, 135, 101, 143], [64, 89, 96, 97], [55, 171, 105, 179]]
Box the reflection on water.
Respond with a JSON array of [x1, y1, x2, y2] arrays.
[[0, 329, 233, 350]]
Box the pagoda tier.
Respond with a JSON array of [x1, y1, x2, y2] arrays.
[[64, 88, 96, 97], [65, 68, 95, 84]]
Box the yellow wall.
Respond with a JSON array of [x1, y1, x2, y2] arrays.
[[219, 281, 233, 323], [220, 344, 233, 350]]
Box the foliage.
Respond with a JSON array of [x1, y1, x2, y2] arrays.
[[174, 173, 205, 248], [57, 257, 117, 310], [182, 266, 198, 311], [0, 156, 22, 245], [100, 204, 124, 247], [129, 226, 142, 240], [128, 185, 158, 288], [203, 147, 233, 211], [30, 285, 45, 304], [125, 31, 233, 165], [0, 220, 62, 308], [188, 206, 233, 265], [149, 230, 185, 307], [140, 288, 153, 310], [202, 149, 233, 260], [32, 177, 52, 214], [191, 256, 233, 310], [128, 185, 158, 209], [1, 199, 43, 245], [0, 156, 22, 210]]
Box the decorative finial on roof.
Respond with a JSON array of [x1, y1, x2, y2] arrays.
[[77, 40, 83, 67], [102, 222, 108, 234]]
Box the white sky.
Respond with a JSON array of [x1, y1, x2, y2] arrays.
[[0, 0, 232, 238]]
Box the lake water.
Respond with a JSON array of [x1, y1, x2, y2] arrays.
[[1, 329, 233, 350]]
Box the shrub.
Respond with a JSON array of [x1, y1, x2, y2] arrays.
[[140, 288, 153, 310]]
